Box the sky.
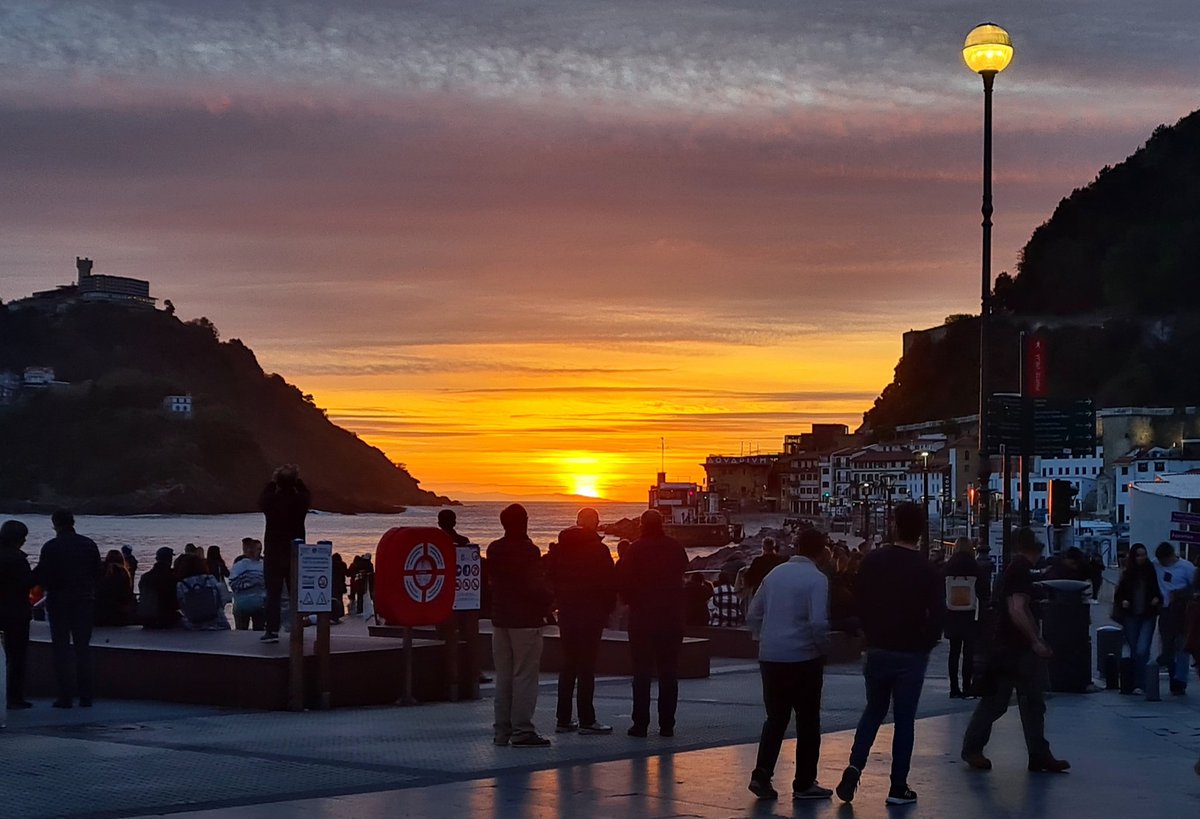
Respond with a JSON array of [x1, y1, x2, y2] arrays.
[[2, 1, 1198, 501]]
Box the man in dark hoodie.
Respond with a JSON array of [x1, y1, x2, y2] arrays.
[[620, 509, 688, 738], [487, 503, 553, 748], [258, 464, 310, 644], [549, 507, 617, 735]]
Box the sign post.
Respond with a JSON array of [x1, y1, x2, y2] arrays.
[[448, 545, 483, 701], [289, 540, 333, 711]]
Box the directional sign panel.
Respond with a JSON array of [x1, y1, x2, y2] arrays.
[[1170, 529, 1200, 545], [1170, 510, 1200, 526], [297, 540, 333, 613], [985, 396, 1095, 456]]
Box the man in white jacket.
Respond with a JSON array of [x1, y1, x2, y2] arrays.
[[745, 528, 832, 801]]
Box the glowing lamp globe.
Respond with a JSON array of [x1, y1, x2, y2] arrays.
[[962, 23, 1013, 74]]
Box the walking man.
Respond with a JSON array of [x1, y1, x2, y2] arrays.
[[548, 508, 617, 734], [836, 502, 944, 806], [259, 465, 310, 643], [746, 528, 833, 801], [621, 509, 688, 737], [36, 510, 102, 708], [1153, 541, 1196, 695], [961, 527, 1070, 773], [488, 503, 553, 747]]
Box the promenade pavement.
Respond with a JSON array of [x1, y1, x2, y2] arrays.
[[4, 647, 1199, 819]]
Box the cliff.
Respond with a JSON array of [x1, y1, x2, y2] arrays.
[[0, 303, 452, 513]]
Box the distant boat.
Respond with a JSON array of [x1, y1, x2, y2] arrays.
[[646, 472, 742, 549]]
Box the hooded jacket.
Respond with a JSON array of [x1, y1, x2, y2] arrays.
[[620, 529, 688, 631], [548, 525, 616, 626], [486, 504, 552, 628]]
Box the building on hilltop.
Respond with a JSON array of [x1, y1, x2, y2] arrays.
[[162, 394, 194, 419], [22, 366, 57, 387], [8, 257, 156, 312]]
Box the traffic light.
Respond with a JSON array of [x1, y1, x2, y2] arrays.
[[1049, 479, 1076, 526]]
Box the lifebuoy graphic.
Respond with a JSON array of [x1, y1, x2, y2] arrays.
[[375, 527, 456, 627], [402, 542, 446, 603]]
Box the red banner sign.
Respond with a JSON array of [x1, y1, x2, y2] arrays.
[[1026, 335, 1048, 397]]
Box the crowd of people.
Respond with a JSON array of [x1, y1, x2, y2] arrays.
[[4, 468, 1199, 794]]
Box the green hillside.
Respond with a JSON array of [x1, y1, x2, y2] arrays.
[[0, 303, 451, 513]]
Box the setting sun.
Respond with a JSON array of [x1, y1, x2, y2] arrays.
[[570, 476, 602, 498]]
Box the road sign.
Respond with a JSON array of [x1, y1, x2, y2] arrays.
[[1170, 529, 1200, 544], [297, 541, 333, 613], [985, 395, 1095, 456], [453, 545, 482, 611], [1170, 510, 1200, 526], [1027, 335, 1048, 398]]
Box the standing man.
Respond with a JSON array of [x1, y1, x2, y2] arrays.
[[35, 510, 101, 708], [961, 527, 1070, 773], [746, 528, 833, 801], [259, 465, 310, 643], [836, 502, 944, 806], [487, 503, 553, 748], [438, 507, 483, 698], [620, 509, 688, 738], [745, 537, 786, 599], [548, 508, 617, 734], [1153, 541, 1196, 696]]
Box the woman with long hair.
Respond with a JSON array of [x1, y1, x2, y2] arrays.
[[943, 537, 984, 698], [1113, 542, 1161, 693], [95, 549, 135, 626]]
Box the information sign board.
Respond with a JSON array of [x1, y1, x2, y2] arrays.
[[297, 541, 333, 613]]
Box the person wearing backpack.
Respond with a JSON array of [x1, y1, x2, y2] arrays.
[[943, 537, 985, 699], [1112, 543, 1161, 693], [175, 554, 231, 631]]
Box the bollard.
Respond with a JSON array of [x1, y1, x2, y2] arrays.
[[1, 632, 7, 729], [1144, 663, 1161, 701], [1103, 654, 1119, 690]]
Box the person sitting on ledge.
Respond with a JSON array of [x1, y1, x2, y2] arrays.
[[95, 550, 135, 626], [139, 547, 182, 629], [176, 553, 231, 631]]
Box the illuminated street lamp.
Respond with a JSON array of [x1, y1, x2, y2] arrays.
[[962, 22, 1013, 556], [917, 450, 932, 554]]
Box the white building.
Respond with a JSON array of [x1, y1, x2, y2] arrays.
[[1129, 474, 1200, 564], [1113, 446, 1200, 524], [988, 449, 1105, 519], [22, 366, 55, 387], [162, 394, 193, 418]]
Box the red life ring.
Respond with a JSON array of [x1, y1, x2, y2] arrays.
[[375, 527, 456, 626]]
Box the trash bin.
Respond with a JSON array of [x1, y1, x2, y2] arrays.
[[1036, 579, 1092, 693], [1095, 625, 1123, 675]]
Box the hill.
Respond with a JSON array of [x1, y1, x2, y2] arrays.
[[865, 109, 1200, 431], [0, 303, 451, 513]]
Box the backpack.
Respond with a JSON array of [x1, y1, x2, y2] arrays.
[[181, 578, 221, 623], [946, 575, 978, 612]]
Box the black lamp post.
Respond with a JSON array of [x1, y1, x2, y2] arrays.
[[963, 23, 1013, 554]]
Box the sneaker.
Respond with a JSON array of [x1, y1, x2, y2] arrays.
[[1028, 756, 1071, 773], [260, 631, 279, 643], [659, 727, 674, 738], [627, 725, 648, 738], [1170, 683, 1187, 696], [79, 698, 93, 708], [793, 783, 832, 800], [748, 776, 778, 800], [510, 734, 552, 748], [962, 751, 992, 770], [493, 735, 510, 747], [885, 786, 918, 805], [52, 699, 73, 709], [579, 722, 613, 735], [835, 766, 860, 803], [555, 721, 579, 734]]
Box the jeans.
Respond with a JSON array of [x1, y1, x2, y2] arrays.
[[848, 649, 929, 790], [264, 553, 291, 634], [753, 658, 824, 788], [557, 621, 604, 726], [46, 597, 95, 702], [629, 628, 683, 731], [493, 626, 543, 741], [233, 607, 266, 631], [1123, 614, 1156, 689], [962, 649, 1051, 760], [1158, 606, 1191, 687]]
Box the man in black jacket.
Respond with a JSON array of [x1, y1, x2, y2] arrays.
[[259, 465, 310, 643], [549, 508, 616, 734], [621, 509, 688, 738], [835, 503, 944, 807], [35, 509, 102, 708], [487, 504, 553, 748]]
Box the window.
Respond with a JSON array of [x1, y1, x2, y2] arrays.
[[1137, 462, 1149, 473], [1118, 504, 1125, 522], [1121, 466, 1129, 476], [1033, 481, 1047, 491], [1154, 462, 1165, 471]]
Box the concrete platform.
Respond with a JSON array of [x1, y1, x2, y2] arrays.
[[26, 621, 474, 709], [370, 620, 711, 679]]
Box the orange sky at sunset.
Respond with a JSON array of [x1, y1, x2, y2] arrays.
[[3, 2, 1199, 502]]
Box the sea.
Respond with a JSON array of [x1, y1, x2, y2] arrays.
[[3, 500, 684, 575]]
